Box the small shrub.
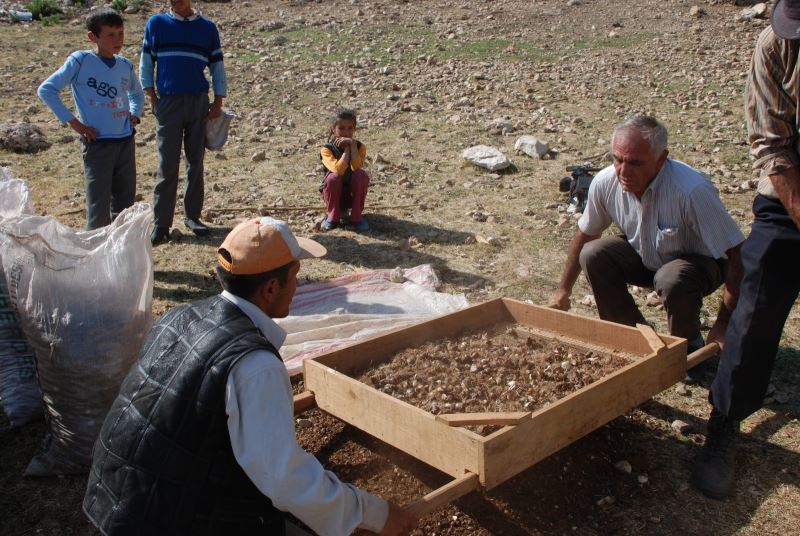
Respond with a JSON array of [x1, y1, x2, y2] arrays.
[[40, 13, 61, 26], [27, 0, 61, 20], [111, 0, 127, 11]]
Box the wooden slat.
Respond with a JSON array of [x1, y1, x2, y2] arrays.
[[293, 391, 316, 415], [436, 412, 531, 427], [687, 342, 720, 369], [636, 323, 666, 354], [502, 298, 681, 356], [405, 472, 481, 518], [304, 360, 486, 480]]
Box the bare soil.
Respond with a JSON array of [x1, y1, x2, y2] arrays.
[[1, 0, 799, 535]]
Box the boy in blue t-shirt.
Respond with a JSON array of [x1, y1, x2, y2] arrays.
[[38, 8, 144, 230]]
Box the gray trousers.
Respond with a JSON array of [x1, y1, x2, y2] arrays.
[[579, 236, 725, 343], [82, 136, 136, 230], [152, 93, 209, 228]]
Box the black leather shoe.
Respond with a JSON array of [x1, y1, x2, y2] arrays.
[[150, 226, 170, 246], [184, 218, 210, 236], [692, 410, 739, 499]]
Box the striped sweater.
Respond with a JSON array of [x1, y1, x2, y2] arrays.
[[139, 10, 227, 97]]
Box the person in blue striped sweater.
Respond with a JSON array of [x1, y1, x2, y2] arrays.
[[38, 8, 144, 230], [140, 0, 227, 245]]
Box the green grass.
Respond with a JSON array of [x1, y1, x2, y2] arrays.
[[254, 25, 653, 65]]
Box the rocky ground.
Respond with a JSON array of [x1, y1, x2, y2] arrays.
[[1, 0, 799, 535]]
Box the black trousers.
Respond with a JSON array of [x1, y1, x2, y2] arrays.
[[711, 195, 800, 420]]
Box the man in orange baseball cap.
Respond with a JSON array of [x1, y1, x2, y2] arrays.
[[85, 217, 417, 535]]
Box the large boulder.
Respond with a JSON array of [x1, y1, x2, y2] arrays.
[[463, 145, 511, 171]]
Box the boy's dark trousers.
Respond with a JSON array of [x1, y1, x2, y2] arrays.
[[711, 195, 800, 420], [81, 135, 136, 230], [152, 93, 208, 229]]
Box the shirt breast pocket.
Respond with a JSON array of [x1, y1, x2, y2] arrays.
[[655, 224, 682, 260]]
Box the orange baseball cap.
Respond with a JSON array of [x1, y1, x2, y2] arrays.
[[217, 217, 326, 275]]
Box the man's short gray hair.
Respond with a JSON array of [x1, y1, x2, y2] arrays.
[[612, 115, 668, 156]]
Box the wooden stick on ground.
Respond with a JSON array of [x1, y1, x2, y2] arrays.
[[204, 203, 420, 217], [405, 472, 481, 518]]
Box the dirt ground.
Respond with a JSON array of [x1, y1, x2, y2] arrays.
[[1, 0, 799, 535]]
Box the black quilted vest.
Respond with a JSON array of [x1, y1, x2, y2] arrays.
[[83, 296, 286, 535]]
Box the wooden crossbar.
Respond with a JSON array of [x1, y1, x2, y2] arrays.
[[405, 472, 481, 518], [436, 412, 531, 427]]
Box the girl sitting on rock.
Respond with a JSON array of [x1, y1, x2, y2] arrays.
[[319, 107, 370, 231]]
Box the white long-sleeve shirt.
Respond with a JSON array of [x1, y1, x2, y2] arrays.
[[221, 291, 389, 535]]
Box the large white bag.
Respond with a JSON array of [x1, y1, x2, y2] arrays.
[[0, 198, 154, 475], [0, 169, 41, 427]]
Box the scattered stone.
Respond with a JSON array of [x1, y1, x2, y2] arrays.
[[0, 122, 50, 153], [595, 495, 615, 507], [463, 145, 511, 171], [25, 105, 38, 114], [296, 418, 313, 430], [675, 383, 690, 396], [259, 20, 285, 31], [487, 118, 515, 135], [645, 291, 661, 307], [671, 419, 692, 435], [389, 267, 405, 283], [464, 235, 477, 245], [476, 235, 496, 245], [689, 6, 705, 18], [739, 3, 767, 21], [514, 135, 550, 159], [637, 474, 649, 484], [124, 5, 139, 14], [251, 150, 266, 162], [472, 211, 488, 222], [614, 460, 632, 474], [579, 294, 596, 307]]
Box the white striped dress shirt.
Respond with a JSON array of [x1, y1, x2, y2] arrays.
[[578, 159, 745, 271]]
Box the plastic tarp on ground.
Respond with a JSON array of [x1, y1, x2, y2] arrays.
[[277, 265, 469, 375]]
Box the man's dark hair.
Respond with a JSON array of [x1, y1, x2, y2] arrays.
[[215, 252, 295, 300], [86, 8, 124, 37]]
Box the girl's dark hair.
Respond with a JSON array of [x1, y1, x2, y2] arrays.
[[215, 253, 295, 300], [86, 8, 124, 36], [330, 107, 358, 126], [327, 107, 357, 142]]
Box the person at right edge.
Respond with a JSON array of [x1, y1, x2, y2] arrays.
[[693, 0, 800, 500]]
